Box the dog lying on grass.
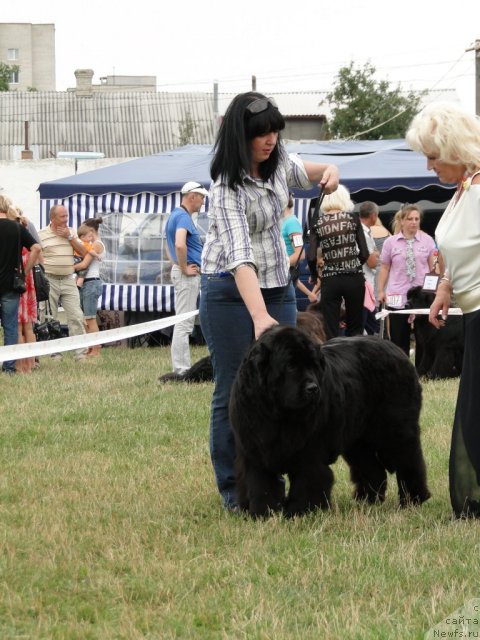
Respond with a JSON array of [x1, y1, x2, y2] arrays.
[[229, 326, 431, 518]]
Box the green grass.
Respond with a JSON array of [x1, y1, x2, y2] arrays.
[[0, 345, 478, 639]]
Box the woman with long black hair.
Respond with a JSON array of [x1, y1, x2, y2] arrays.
[[199, 91, 339, 510]]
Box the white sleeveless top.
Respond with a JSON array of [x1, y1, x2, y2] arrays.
[[85, 240, 105, 280], [435, 171, 480, 313]]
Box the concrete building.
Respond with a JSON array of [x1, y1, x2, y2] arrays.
[[0, 22, 55, 91], [69, 69, 156, 94]]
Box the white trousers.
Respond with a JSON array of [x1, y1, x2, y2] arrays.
[[170, 265, 200, 374]]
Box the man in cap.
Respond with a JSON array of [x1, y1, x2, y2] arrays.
[[165, 181, 208, 375]]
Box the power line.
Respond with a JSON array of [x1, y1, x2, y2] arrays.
[[345, 52, 468, 140]]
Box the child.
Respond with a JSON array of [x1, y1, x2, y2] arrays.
[[74, 225, 102, 288]]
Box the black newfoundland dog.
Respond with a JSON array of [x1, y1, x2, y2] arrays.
[[230, 326, 430, 518], [406, 285, 464, 380]]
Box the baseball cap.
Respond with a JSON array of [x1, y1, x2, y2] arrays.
[[181, 181, 209, 197]]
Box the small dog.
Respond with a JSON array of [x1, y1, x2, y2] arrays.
[[230, 326, 430, 518], [406, 285, 464, 379]]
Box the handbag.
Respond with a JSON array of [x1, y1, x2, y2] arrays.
[[12, 224, 27, 294], [13, 268, 26, 294], [33, 300, 63, 341], [32, 264, 50, 302], [12, 225, 27, 293]]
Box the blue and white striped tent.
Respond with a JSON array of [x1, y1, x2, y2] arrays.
[[38, 141, 452, 313]]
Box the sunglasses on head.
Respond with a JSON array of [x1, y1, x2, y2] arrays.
[[245, 97, 278, 116]]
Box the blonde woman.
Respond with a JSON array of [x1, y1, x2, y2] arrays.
[[311, 184, 369, 339], [377, 204, 436, 356], [6, 206, 39, 373], [407, 101, 480, 518]]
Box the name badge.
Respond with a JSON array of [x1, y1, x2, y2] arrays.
[[422, 273, 440, 293], [292, 234, 303, 248], [387, 294, 402, 308]]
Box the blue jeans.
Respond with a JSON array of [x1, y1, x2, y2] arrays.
[[0, 290, 20, 373], [199, 273, 297, 509], [79, 278, 103, 318]]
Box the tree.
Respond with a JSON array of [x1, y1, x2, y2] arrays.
[[178, 110, 198, 146], [324, 61, 425, 139], [0, 62, 19, 91]]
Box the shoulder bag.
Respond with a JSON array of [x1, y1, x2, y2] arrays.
[[12, 225, 27, 294], [32, 264, 50, 302]]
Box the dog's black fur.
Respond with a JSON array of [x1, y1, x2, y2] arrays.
[[158, 355, 214, 383], [229, 326, 430, 518], [157, 310, 327, 383], [406, 285, 464, 380]]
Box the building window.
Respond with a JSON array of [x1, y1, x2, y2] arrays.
[[7, 48, 18, 61], [10, 69, 19, 84]]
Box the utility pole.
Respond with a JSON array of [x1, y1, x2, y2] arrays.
[[213, 81, 220, 137], [466, 39, 480, 115], [251, 75, 256, 91]]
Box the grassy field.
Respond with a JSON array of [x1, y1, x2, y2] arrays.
[[0, 342, 478, 639]]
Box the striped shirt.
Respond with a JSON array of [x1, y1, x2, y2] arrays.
[[39, 225, 76, 276], [201, 147, 311, 288]]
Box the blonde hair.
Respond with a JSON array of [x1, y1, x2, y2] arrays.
[[391, 204, 423, 234], [320, 184, 354, 213], [0, 194, 12, 213], [6, 205, 20, 222], [406, 102, 480, 173], [15, 206, 29, 228]]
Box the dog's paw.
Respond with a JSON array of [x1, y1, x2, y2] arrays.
[[399, 489, 432, 507]]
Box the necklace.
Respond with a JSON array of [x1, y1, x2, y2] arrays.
[[453, 171, 474, 207]]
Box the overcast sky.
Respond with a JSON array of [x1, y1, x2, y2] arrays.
[[3, 0, 479, 111]]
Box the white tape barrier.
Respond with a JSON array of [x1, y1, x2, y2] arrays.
[[375, 307, 463, 320], [0, 310, 198, 361]]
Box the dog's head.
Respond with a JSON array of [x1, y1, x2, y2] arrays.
[[244, 325, 323, 412], [405, 285, 434, 309], [297, 310, 327, 344]]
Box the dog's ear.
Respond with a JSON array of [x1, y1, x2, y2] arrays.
[[313, 342, 326, 373], [249, 342, 270, 377]]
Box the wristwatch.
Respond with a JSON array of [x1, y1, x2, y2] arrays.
[[67, 233, 74, 241]]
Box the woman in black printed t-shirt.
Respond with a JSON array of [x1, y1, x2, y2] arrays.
[[313, 184, 368, 339]]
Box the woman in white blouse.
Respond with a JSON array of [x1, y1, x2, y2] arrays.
[[407, 102, 480, 518]]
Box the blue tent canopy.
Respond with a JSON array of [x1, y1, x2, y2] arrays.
[[38, 141, 454, 204], [37, 141, 454, 314]]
